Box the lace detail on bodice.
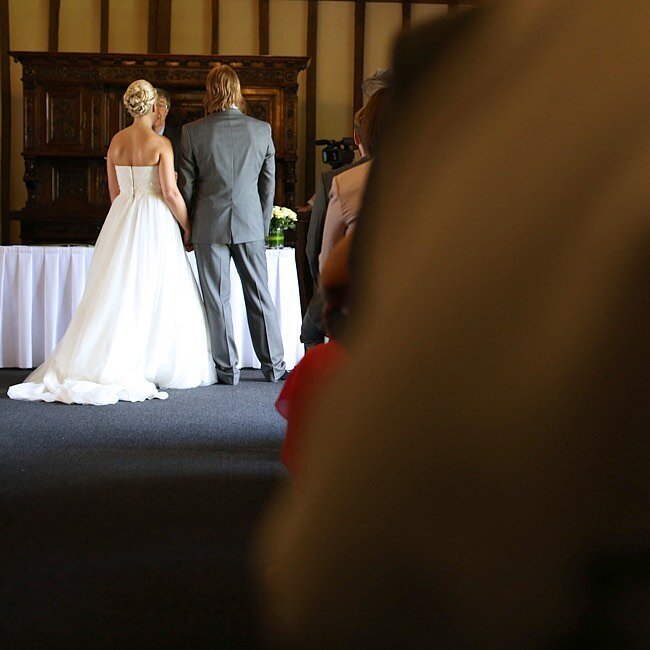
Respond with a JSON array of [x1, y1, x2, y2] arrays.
[[116, 165, 163, 197]]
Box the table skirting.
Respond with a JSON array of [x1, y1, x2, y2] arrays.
[[0, 246, 304, 370]]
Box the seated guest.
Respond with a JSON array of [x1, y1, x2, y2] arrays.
[[153, 88, 181, 168], [318, 87, 391, 274], [301, 107, 369, 350]]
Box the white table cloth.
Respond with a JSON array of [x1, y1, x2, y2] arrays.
[[0, 246, 304, 370]]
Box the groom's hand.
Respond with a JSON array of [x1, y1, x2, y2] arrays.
[[183, 229, 193, 252]]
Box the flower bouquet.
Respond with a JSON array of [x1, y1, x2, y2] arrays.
[[266, 205, 298, 248]]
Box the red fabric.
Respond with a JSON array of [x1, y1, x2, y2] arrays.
[[276, 341, 348, 477]]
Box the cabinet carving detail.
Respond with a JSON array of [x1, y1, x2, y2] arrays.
[[91, 93, 102, 150], [95, 165, 110, 207], [284, 159, 297, 210], [248, 100, 269, 124], [24, 91, 35, 149], [285, 98, 297, 152], [53, 162, 87, 202], [23, 159, 38, 207], [46, 93, 81, 144]]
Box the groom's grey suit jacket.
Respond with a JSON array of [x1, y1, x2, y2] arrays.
[[178, 108, 275, 243]]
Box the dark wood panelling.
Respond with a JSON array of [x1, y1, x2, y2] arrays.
[[100, 0, 109, 53], [448, 0, 459, 12], [305, 0, 318, 202], [148, 0, 171, 54], [48, 0, 60, 52], [259, 0, 269, 55], [0, 0, 10, 243], [211, 0, 220, 54], [10, 52, 308, 243], [353, 0, 365, 116]]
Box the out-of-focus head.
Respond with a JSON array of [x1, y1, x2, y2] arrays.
[[362, 68, 394, 98], [122, 80, 157, 118], [204, 64, 245, 114], [360, 87, 392, 158]]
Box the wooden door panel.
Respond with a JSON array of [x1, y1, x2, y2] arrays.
[[42, 87, 87, 151]]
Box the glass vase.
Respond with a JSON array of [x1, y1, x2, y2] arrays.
[[266, 226, 285, 249]]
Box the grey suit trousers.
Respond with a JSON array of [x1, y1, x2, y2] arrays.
[[300, 285, 326, 349], [194, 241, 285, 384]]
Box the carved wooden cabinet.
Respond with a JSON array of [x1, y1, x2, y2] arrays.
[[11, 52, 309, 244]]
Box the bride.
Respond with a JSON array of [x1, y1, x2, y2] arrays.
[[9, 80, 217, 405]]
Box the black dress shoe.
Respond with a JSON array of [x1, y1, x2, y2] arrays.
[[217, 376, 239, 385], [279, 370, 291, 381]]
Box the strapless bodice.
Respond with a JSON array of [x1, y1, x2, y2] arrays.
[[116, 165, 162, 197]]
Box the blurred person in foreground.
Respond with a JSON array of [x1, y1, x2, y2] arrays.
[[255, 1, 650, 648]]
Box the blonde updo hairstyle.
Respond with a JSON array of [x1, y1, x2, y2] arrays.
[[123, 80, 157, 118]]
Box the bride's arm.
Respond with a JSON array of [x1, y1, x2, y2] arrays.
[[158, 140, 191, 242], [106, 157, 120, 203]]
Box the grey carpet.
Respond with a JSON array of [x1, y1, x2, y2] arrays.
[[1, 368, 286, 493], [0, 368, 289, 649]]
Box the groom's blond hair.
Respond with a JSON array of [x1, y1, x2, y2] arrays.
[[204, 64, 245, 113]]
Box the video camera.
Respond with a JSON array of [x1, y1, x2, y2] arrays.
[[316, 137, 356, 170]]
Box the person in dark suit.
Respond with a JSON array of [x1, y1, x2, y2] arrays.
[[178, 64, 286, 385], [153, 88, 181, 169], [301, 108, 368, 350]]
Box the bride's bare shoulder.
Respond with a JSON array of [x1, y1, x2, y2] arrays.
[[155, 133, 173, 150], [109, 125, 133, 143], [106, 127, 131, 158]]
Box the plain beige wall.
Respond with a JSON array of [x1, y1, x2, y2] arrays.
[[4, 0, 453, 243]]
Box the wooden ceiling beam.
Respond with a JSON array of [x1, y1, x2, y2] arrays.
[[148, 0, 171, 54], [100, 0, 109, 53], [259, 0, 269, 55], [211, 0, 220, 54], [402, 1, 411, 30], [48, 0, 60, 52], [353, 0, 365, 116]]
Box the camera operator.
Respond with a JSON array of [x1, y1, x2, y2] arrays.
[[301, 108, 369, 350], [319, 88, 391, 274], [316, 137, 356, 169]]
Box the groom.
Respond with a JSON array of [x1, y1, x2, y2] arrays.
[[178, 64, 286, 385]]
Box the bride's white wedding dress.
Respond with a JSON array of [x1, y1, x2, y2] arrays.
[[8, 165, 217, 405]]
